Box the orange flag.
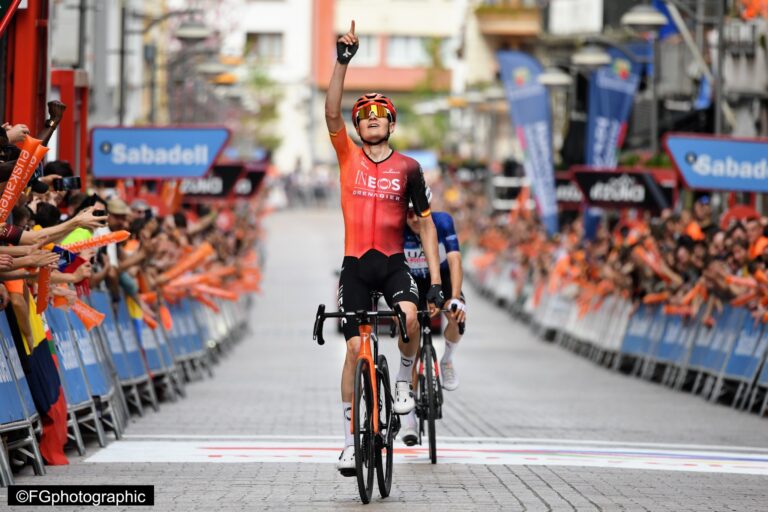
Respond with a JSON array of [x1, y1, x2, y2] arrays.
[[0, 138, 46, 222], [71, 299, 105, 330], [160, 242, 215, 283]]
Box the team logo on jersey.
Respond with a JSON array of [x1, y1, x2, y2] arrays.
[[353, 170, 403, 201]]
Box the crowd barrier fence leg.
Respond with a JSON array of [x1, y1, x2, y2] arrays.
[[0, 437, 13, 486], [88, 326, 129, 439]]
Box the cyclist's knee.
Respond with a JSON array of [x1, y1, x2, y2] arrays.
[[345, 337, 361, 361]]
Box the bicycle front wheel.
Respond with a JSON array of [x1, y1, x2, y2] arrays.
[[354, 358, 375, 504], [375, 354, 393, 498], [424, 342, 437, 464]]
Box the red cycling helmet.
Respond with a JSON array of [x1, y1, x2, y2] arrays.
[[351, 93, 397, 127]]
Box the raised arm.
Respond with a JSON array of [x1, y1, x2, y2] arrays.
[[325, 20, 358, 134]]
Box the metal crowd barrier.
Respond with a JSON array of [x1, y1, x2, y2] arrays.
[[0, 291, 252, 486], [467, 257, 768, 419]]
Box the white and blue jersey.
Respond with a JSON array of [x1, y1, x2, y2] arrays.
[[404, 211, 460, 280]]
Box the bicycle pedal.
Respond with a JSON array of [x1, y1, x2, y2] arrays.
[[338, 468, 356, 478]]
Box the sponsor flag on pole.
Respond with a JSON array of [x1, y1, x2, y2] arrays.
[[585, 53, 641, 168], [497, 51, 558, 234]]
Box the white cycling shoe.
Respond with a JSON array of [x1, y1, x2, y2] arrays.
[[441, 361, 459, 391], [399, 411, 418, 446], [336, 445, 355, 476], [393, 381, 415, 414]]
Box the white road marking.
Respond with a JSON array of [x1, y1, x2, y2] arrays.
[[121, 434, 768, 454], [87, 439, 768, 475]]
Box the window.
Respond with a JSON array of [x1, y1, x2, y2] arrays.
[[387, 36, 430, 67], [245, 33, 283, 64], [351, 35, 380, 67]]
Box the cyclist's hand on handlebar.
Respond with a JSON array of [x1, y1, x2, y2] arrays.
[[426, 284, 445, 317], [448, 298, 466, 324]]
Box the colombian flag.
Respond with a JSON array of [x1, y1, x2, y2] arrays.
[[7, 282, 68, 465]]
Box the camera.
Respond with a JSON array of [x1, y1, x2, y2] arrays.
[[52, 176, 81, 191]]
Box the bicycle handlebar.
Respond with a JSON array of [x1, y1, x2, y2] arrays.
[[417, 305, 466, 335], [313, 303, 410, 346]]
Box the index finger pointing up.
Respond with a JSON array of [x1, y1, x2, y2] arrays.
[[350, 20, 355, 35]]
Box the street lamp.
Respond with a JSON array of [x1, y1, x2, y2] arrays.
[[537, 67, 573, 88], [620, 4, 668, 33], [570, 44, 611, 68], [621, 3, 667, 155], [119, 7, 209, 125], [174, 21, 214, 44]]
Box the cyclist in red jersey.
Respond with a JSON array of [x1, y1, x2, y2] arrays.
[[327, 21, 445, 473]]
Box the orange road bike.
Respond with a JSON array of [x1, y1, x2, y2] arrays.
[[313, 293, 409, 504]]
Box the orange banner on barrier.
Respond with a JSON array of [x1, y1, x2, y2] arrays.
[[160, 305, 173, 331], [72, 299, 105, 330], [194, 284, 238, 301], [642, 291, 670, 305], [36, 267, 51, 313], [192, 293, 220, 313], [160, 242, 215, 282], [0, 138, 45, 222]]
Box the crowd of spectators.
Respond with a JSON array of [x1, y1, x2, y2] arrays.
[[430, 166, 768, 325], [0, 101, 264, 466]]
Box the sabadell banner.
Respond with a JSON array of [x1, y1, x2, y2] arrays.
[[664, 133, 768, 192]]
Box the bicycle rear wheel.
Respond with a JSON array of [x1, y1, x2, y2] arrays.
[[354, 358, 375, 504], [424, 341, 437, 464], [375, 354, 394, 498]]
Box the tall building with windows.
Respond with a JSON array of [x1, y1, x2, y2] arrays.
[[311, 0, 465, 165], [201, 0, 314, 173]]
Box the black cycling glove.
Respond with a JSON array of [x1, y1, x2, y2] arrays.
[[337, 41, 359, 65], [426, 285, 445, 309]]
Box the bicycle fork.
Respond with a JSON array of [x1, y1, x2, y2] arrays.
[[352, 324, 380, 435]]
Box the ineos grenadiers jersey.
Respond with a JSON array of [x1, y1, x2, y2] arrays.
[[330, 124, 431, 258], [404, 212, 460, 279]]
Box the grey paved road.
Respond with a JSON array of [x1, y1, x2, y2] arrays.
[[6, 209, 768, 511]]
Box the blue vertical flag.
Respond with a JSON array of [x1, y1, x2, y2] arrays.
[[585, 51, 641, 168], [496, 51, 558, 235], [652, 0, 679, 40]]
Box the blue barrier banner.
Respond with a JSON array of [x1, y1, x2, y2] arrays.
[[497, 51, 558, 235], [180, 300, 205, 354], [0, 316, 35, 416], [723, 316, 764, 380], [91, 126, 230, 179], [620, 303, 655, 356], [68, 312, 111, 397], [46, 309, 90, 406], [0, 337, 25, 423], [137, 322, 164, 372], [89, 292, 131, 381], [656, 314, 683, 363], [586, 54, 640, 167], [115, 300, 149, 379], [705, 307, 747, 372], [664, 133, 768, 192]]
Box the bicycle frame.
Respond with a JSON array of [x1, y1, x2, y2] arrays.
[[312, 301, 410, 438], [356, 321, 380, 435]]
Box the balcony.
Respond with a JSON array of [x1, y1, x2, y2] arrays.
[[475, 0, 541, 37]]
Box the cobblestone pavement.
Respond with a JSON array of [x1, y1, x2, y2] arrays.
[[5, 209, 768, 511]]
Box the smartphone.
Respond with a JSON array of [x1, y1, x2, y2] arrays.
[[93, 210, 108, 217], [53, 176, 81, 191]]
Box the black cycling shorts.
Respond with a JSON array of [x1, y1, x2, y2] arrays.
[[338, 250, 419, 340], [413, 269, 464, 311]]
